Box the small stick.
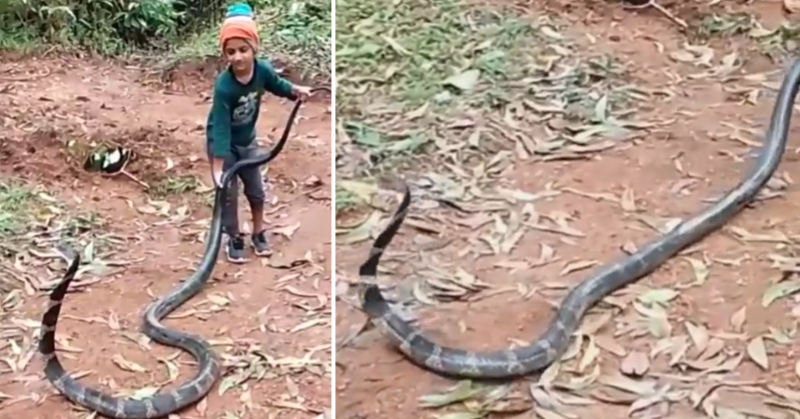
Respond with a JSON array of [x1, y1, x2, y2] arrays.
[[0, 67, 52, 82], [118, 170, 150, 189], [101, 170, 150, 189], [625, 0, 688, 30]]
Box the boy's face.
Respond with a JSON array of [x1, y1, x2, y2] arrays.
[[224, 38, 255, 74]]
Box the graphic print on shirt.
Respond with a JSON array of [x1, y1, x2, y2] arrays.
[[232, 91, 259, 126]]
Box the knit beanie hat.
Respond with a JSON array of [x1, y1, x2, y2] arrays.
[[219, 3, 259, 50]]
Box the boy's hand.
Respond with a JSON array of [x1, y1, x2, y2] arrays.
[[292, 85, 313, 101], [212, 169, 223, 188], [211, 158, 225, 188]]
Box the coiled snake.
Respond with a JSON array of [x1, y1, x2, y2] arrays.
[[39, 87, 331, 417], [360, 60, 800, 379]]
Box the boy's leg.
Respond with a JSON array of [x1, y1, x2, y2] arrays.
[[209, 146, 247, 263], [234, 143, 271, 256]]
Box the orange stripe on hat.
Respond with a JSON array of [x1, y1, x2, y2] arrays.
[[219, 18, 259, 50]]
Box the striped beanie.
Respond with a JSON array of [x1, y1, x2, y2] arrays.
[[219, 3, 259, 50]]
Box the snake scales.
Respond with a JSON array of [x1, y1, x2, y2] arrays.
[[38, 87, 330, 418], [360, 61, 800, 379]]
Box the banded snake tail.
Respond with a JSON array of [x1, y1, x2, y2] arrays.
[[360, 59, 800, 379], [39, 86, 331, 418]]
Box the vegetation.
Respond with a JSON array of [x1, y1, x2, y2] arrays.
[[0, 0, 331, 77], [173, 0, 331, 78], [0, 181, 38, 238], [334, 0, 639, 213], [0, 181, 104, 256]]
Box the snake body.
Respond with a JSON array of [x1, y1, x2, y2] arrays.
[[39, 87, 330, 417], [360, 62, 800, 379]]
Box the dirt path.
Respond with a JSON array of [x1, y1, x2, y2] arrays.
[[0, 56, 331, 419], [336, 1, 800, 419]]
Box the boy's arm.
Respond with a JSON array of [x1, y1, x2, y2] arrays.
[[208, 86, 233, 186], [259, 60, 298, 100]]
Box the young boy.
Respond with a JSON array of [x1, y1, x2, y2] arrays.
[[207, 3, 312, 264]]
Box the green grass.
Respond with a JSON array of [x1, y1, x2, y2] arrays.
[[0, 182, 39, 237], [0, 0, 331, 81], [170, 0, 332, 80], [334, 0, 644, 213], [150, 175, 204, 198], [0, 0, 186, 56], [0, 181, 106, 257], [336, 0, 537, 112], [691, 12, 800, 61], [335, 188, 361, 213], [0, 26, 42, 54]]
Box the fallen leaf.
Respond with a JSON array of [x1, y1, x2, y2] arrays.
[[620, 188, 637, 212], [560, 260, 599, 276], [196, 397, 208, 416], [746, 336, 769, 370], [336, 211, 383, 245], [443, 69, 481, 92], [729, 306, 747, 332], [594, 335, 626, 357], [762, 279, 800, 307], [273, 222, 301, 240], [597, 374, 657, 396], [418, 381, 479, 407], [112, 354, 147, 373], [684, 257, 709, 286], [579, 337, 600, 372], [685, 321, 709, 353], [638, 288, 678, 305], [620, 351, 650, 376], [337, 180, 378, 204]]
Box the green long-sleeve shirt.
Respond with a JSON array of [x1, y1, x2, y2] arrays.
[[206, 59, 296, 158]]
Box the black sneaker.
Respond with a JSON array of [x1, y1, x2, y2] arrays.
[[251, 230, 272, 256], [226, 234, 247, 264]]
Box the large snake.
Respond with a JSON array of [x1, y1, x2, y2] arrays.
[[360, 60, 800, 379], [39, 87, 330, 417]]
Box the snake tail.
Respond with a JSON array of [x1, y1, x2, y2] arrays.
[[360, 61, 800, 379], [40, 254, 211, 418]]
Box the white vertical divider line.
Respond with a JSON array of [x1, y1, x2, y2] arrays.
[[329, 0, 338, 414]]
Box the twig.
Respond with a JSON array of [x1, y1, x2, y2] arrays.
[[0, 67, 52, 82], [119, 170, 150, 189], [625, 0, 688, 30], [102, 170, 150, 189]]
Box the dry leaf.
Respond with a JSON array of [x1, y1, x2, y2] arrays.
[[685, 321, 709, 353], [697, 337, 726, 361], [594, 335, 626, 357], [560, 260, 599, 276], [620, 351, 650, 376], [578, 337, 600, 372], [196, 397, 208, 416], [746, 336, 769, 370], [620, 188, 637, 212], [684, 257, 709, 286], [729, 306, 746, 332], [638, 288, 678, 305], [273, 222, 301, 239], [112, 354, 147, 373]]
